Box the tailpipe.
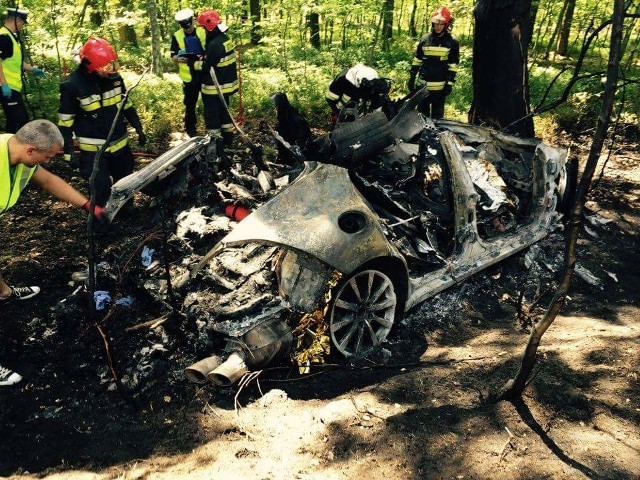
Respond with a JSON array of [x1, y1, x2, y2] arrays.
[[207, 317, 293, 387], [207, 351, 249, 386], [184, 354, 223, 384]]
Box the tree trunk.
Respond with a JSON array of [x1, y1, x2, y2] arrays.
[[382, 0, 394, 50], [409, 0, 418, 37], [145, 0, 163, 75], [556, 0, 576, 56], [468, 0, 534, 136], [118, 0, 138, 47], [307, 12, 321, 50], [500, 0, 625, 401], [250, 0, 262, 45]]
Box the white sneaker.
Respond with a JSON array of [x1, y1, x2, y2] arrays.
[[0, 364, 22, 386]]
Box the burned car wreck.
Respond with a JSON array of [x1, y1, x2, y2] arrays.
[[105, 90, 572, 387]]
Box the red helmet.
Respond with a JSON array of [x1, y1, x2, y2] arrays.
[[431, 7, 452, 27], [79, 37, 118, 74], [197, 9, 220, 32]]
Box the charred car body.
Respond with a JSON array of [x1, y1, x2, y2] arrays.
[[106, 90, 572, 385]]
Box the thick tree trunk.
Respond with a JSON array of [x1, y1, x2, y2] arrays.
[[145, 0, 163, 75], [118, 0, 138, 47], [250, 0, 262, 45], [500, 0, 625, 400], [307, 12, 321, 50], [469, 0, 534, 137], [556, 0, 576, 56], [382, 0, 394, 50], [409, 0, 418, 37]]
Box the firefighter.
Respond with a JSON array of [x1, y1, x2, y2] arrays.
[[198, 9, 238, 147], [325, 64, 392, 122], [58, 37, 146, 207], [170, 8, 206, 137], [408, 6, 459, 119], [0, 7, 46, 133]]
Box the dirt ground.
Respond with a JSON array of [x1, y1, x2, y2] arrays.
[[0, 124, 638, 480]]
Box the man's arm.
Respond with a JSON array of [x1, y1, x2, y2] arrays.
[[30, 166, 88, 207]]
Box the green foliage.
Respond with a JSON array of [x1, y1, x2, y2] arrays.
[[1, 0, 638, 142]]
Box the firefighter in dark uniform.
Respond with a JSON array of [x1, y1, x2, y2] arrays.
[[408, 6, 459, 119], [57, 37, 146, 207], [0, 7, 46, 133], [170, 8, 206, 137], [197, 9, 238, 147], [325, 63, 392, 122]]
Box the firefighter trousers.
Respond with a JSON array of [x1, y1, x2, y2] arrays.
[[78, 145, 134, 207], [183, 76, 202, 137]]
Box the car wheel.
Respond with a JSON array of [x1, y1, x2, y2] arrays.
[[329, 269, 397, 358], [557, 157, 578, 217]]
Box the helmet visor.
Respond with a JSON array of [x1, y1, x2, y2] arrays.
[[96, 60, 120, 76]]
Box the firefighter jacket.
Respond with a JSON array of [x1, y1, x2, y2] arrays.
[[410, 31, 459, 91], [170, 27, 207, 83], [326, 68, 364, 113], [201, 29, 238, 96], [0, 27, 23, 91], [0, 133, 36, 214], [57, 66, 143, 156]]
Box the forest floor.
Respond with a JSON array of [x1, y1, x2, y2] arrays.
[[0, 122, 638, 480]]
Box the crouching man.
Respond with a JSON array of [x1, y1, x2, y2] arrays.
[[0, 119, 106, 386]]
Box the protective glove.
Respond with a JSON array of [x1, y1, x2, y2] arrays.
[[31, 67, 46, 78], [408, 73, 416, 92], [82, 201, 110, 229], [137, 129, 147, 147], [1, 84, 11, 98], [443, 83, 452, 96], [64, 150, 79, 169]]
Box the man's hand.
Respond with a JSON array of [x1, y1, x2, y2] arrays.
[[64, 150, 79, 169], [443, 84, 452, 96], [408, 73, 416, 92], [31, 67, 46, 78], [82, 201, 110, 230], [1, 84, 11, 98], [137, 129, 147, 147], [176, 49, 189, 63]]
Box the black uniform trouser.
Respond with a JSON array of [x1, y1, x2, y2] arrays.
[[418, 90, 447, 119], [78, 145, 134, 206], [183, 76, 202, 136], [202, 93, 232, 133], [0, 89, 29, 133]]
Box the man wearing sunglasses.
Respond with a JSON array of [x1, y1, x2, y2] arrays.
[[408, 6, 459, 119], [170, 8, 207, 138], [57, 37, 146, 208]]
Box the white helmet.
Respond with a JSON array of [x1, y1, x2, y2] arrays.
[[346, 64, 379, 88], [175, 8, 194, 23]]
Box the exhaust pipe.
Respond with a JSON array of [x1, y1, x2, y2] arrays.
[[207, 317, 293, 387], [184, 354, 223, 384], [207, 351, 249, 386]]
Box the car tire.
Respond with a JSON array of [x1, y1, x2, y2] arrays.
[[329, 269, 397, 358]]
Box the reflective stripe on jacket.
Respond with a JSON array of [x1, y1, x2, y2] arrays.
[[0, 133, 35, 214], [0, 27, 23, 92], [57, 66, 142, 155], [411, 31, 459, 91], [201, 31, 238, 96], [173, 27, 207, 83]]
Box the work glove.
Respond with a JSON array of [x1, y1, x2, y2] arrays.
[[31, 67, 46, 78], [1, 84, 11, 98], [136, 129, 147, 147], [443, 83, 452, 96], [408, 73, 416, 92], [82, 201, 110, 230], [64, 150, 79, 169]]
